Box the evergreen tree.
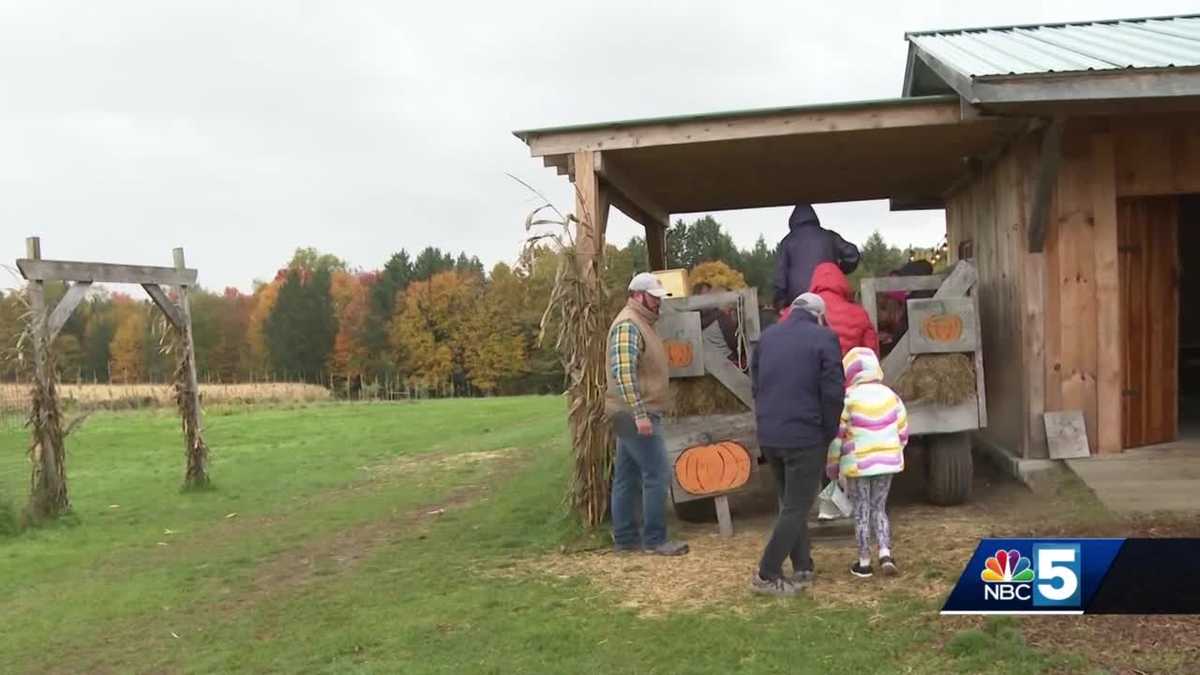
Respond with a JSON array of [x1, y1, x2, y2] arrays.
[[412, 247, 455, 281], [364, 250, 414, 373], [264, 267, 338, 381]]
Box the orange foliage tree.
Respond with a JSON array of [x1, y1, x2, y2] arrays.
[[330, 271, 373, 382], [109, 299, 147, 384]]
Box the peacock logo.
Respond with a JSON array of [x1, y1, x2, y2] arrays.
[[981, 549, 1035, 583]]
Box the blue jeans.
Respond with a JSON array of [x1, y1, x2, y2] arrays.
[[610, 413, 669, 548]]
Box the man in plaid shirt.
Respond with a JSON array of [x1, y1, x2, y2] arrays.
[[604, 273, 689, 557]]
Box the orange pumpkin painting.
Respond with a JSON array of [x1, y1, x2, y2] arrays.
[[922, 313, 964, 343], [664, 340, 694, 368], [674, 441, 752, 495]]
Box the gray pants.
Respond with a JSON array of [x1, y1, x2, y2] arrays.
[[757, 448, 824, 579], [847, 475, 893, 560]]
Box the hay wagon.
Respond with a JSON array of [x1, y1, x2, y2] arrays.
[[659, 260, 984, 534]]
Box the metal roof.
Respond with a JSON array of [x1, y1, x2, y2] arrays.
[[909, 14, 1200, 80]]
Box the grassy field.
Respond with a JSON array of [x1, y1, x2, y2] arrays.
[[0, 398, 1191, 673]]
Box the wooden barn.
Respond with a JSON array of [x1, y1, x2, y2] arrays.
[[515, 14, 1200, 467]]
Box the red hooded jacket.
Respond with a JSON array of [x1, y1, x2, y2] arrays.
[[809, 262, 880, 357]]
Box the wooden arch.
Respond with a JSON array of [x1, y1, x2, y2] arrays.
[[16, 236, 209, 519]]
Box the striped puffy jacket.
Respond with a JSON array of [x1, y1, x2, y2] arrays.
[[826, 347, 909, 480]]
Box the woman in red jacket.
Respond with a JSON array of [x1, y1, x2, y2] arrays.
[[808, 262, 880, 357]]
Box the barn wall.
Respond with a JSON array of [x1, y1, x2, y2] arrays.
[[946, 139, 1038, 457], [1038, 115, 1200, 455]]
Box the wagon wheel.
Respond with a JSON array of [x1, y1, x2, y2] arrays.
[[926, 432, 973, 506]]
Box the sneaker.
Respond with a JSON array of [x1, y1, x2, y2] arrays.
[[751, 573, 799, 597], [645, 540, 689, 556], [850, 562, 874, 578], [880, 556, 899, 577], [789, 570, 815, 587]]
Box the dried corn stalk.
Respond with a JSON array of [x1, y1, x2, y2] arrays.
[[159, 315, 210, 489], [516, 177, 613, 528], [11, 283, 71, 521]]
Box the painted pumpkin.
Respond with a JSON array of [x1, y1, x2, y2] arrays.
[[664, 340, 694, 368], [674, 441, 752, 495], [922, 313, 964, 343]]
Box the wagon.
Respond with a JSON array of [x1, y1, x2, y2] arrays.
[[658, 260, 985, 534]]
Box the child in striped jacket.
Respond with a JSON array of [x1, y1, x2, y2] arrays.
[[827, 347, 909, 578]]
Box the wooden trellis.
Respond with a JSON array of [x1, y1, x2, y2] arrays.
[[16, 237, 209, 518]]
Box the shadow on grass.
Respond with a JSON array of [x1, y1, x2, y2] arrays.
[[0, 498, 18, 538]]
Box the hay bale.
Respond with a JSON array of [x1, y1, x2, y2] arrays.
[[670, 376, 749, 417], [894, 353, 976, 406]]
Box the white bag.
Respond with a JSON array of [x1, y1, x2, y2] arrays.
[[817, 481, 853, 520]]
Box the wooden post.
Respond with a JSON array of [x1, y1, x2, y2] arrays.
[[714, 495, 733, 537], [25, 236, 70, 519], [174, 247, 208, 487], [1091, 133, 1122, 454], [646, 221, 668, 271], [572, 149, 609, 278]]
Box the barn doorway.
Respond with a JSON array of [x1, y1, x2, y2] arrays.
[[1117, 194, 1200, 449], [1118, 196, 1179, 448], [1178, 195, 1200, 441]]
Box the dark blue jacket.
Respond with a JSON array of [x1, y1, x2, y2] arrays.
[[773, 204, 861, 309], [751, 310, 845, 451]]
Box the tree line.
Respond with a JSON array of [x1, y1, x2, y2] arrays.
[[0, 217, 934, 395]]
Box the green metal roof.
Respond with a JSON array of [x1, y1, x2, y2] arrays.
[[905, 14, 1200, 97]]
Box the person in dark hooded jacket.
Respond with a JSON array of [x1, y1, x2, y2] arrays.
[[773, 204, 861, 310], [809, 262, 880, 357]]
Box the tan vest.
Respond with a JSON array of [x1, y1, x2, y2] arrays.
[[605, 299, 671, 417]]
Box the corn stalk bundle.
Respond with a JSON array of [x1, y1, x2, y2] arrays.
[[159, 317, 210, 489], [515, 176, 613, 528], [8, 285, 70, 521], [26, 349, 68, 520]]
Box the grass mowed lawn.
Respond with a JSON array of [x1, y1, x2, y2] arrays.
[[0, 398, 1110, 673]]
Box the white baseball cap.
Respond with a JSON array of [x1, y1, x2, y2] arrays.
[[628, 272, 670, 298]]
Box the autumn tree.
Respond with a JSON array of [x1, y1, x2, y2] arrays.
[[330, 271, 373, 384], [390, 271, 473, 388], [109, 300, 147, 383], [463, 264, 527, 393], [247, 278, 282, 374]]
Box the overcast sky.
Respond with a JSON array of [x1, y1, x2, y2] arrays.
[[2, 1, 1197, 291]]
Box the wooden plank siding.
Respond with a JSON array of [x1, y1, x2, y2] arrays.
[[1055, 127, 1101, 452], [937, 115, 1198, 457], [944, 142, 1031, 456]]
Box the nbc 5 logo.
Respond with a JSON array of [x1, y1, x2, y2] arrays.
[[981, 544, 1081, 607], [1032, 543, 1081, 607]]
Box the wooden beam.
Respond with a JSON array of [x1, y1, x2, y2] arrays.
[[973, 69, 1200, 107], [522, 97, 964, 156], [1027, 118, 1064, 253], [16, 259, 198, 286], [1091, 133, 1121, 454], [142, 284, 184, 330], [593, 152, 668, 225], [46, 281, 92, 343]]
